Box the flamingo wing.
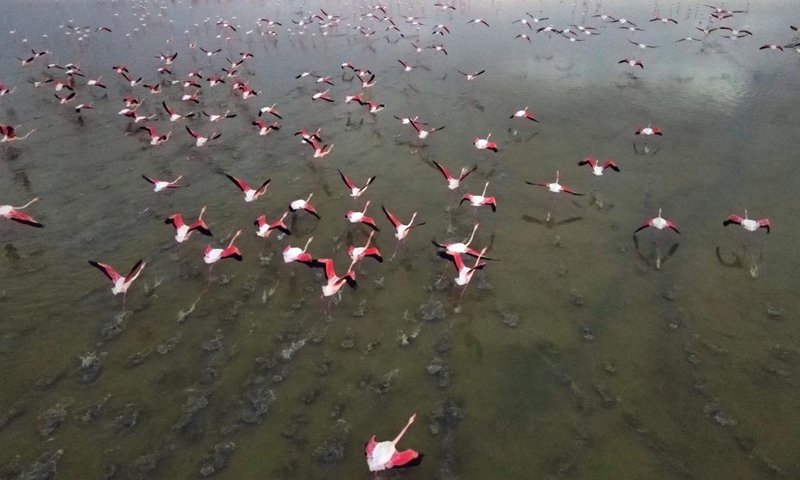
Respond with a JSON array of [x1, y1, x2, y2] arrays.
[[225, 174, 250, 192], [89, 260, 121, 283], [382, 205, 401, 228]]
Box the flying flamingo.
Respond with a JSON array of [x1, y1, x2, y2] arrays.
[[313, 258, 357, 298], [449, 249, 488, 298], [204, 230, 243, 264], [252, 120, 280, 136], [186, 126, 221, 147], [473, 134, 498, 152], [458, 70, 486, 81], [0, 124, 36, 143], [432, 223, 487, 259], [88, 259, 146, 311], [339, 170, 376, 198], [1, 197, 43, 227], [140, 126, 172, 145], [635, 208, 680, 235], [365, 414, 421, 472], [165, 206, 212, 243], [289, 193, 321, 219], [634, 209, 680, 270], [526, 171, 583, 221], [578, 158, 619, 176], [510, 108, 539, 122], [225, 174, 271, 202], [460, 182, 497, 212], [382, 205, 425, 259], [254, 212, 291, 238], [258, 104, 283, 119], [142, 174, 184, 192], [305, 138, 334, 158], [432, 160, 477, 190], [722, 210, 770, 277], [723, 210, 770, 233], [635, 125, 662, 136], [312, 89, 334, 102], [283, 237, 314, 264], [348, 230, 383, 270], [346, 200, 380, 231], [412, 123, 446, 140]]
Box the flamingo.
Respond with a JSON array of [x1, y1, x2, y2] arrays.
[[526, 171, 583, 195], [432, 160, 477, 190], [186, 126, 221, 147], [433, 223, 489, 259], [619, 58, 644, 70], [412, 123, 445, 140], [365, 414, 421, 472], [346, 201, 380, 231], [225, 174, 271, 202], [510, 108, 539, 122], [460, 182, 498, 212], [89, 259, 147, 310], [202, 110, 236, 122], [383, 205, 425, 240], [723, 210, 770, 233], [578, 158, 620, 176], [283, 237, 314, 264], [348, 230, 383, 270], [140, 126, 172, 145], [142, 174, 184, 192], [305, 138, 334, 158], [0, 125, 36, 143], [204, 230, 243, 264], [467, 19, 490, 27], [163, 102, 195, 121], [252, 120, 280, 136], [166, 206, 212, 243], [312, 89, 334, 102], [1, 198, 43, 227], [295, 128, 322, 144], [635, 125, 662, 136], [258, 104, 283, 119], [634, 208, 680, 234], [458, 70, 486, 81], [289, 193, 321, 219], [339, 170, 376, 198], [449, 248, 488, 290], [255, 212, 291, 238], [473, 134, 498, 152], [313, 258, 357, 298]]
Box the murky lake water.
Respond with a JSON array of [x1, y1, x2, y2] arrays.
[[1, 0, 800, 478]]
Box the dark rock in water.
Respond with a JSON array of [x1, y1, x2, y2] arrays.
[[301, 387, 320, 406], [78, 395, 110, 423], [314, 420, 349, 465], [429, 400, 464, 480], [37, 402, 69, 438], [174, 394, 209, 433], [113, 404, 140, 435], [420, 301, 447, 322], [581, 326, 595, 342], [0, 407, 23, 432], [434, 335, 453, 354], [500, 311, 520, 328], [199, 441, 236, 477], [703, 403, 737, 427], [200, 367, 218, 385], [569, 290, 586, 307], [99, 315, 126, 342], [240, 387, 275, 424], [202, 331, 224, 353], [427, 357, 451, 388], [124, 348, 152, 368], [14, 449, 63, 480], [329, 403, 345, 420], [77, 351, 104, 384]]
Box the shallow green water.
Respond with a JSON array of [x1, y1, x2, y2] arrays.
[[1, 0, 799, 479]]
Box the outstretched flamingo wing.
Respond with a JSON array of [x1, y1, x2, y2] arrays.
[[722, 215, 744, 227], [89, 260, 121, 283], [225, 174, 251, 192], [338, 169, 355, 190], [382, 205, 401, 228], [758, 219, 771, 233], [6, 210, 43, 227], [432, 160, 452, 180], [124, 259, 146, 282], [634, 221, 652, 234], [388, 449, 420, 468]]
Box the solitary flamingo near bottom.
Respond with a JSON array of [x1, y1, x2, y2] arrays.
[[723, 210, 770, 233], [365, 414, 421, 472], [1, 197, 44, 227]]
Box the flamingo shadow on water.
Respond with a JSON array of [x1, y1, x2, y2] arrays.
[[521, 214, 583, 228], [633, 234, 681, 270]]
